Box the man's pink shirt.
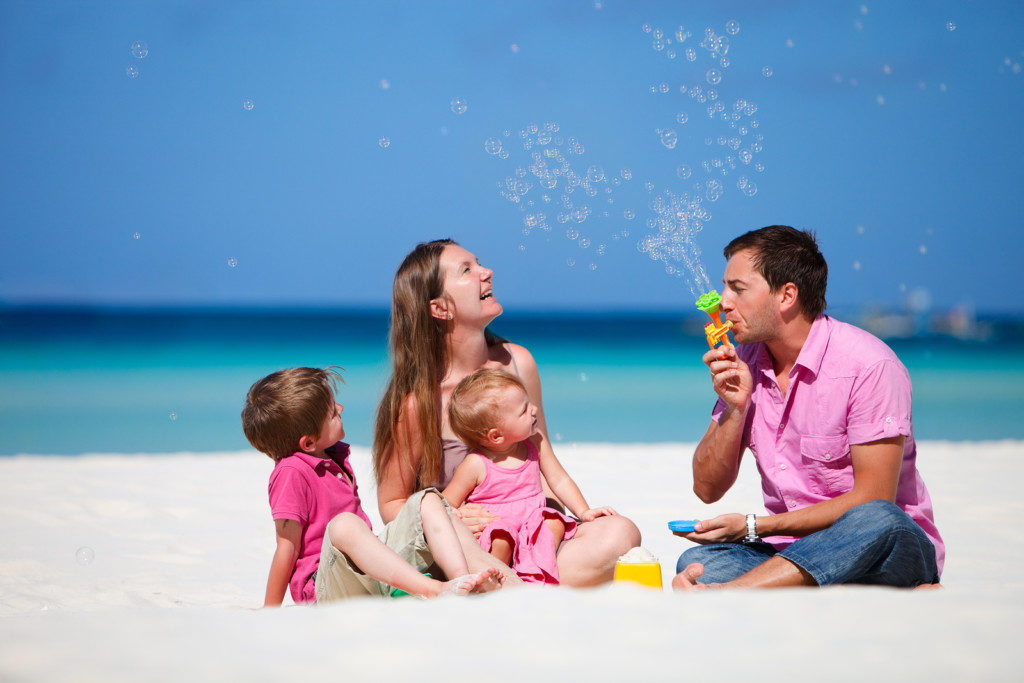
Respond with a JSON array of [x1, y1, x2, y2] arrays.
[[268, 443, 372, 603], [713, 315, 944, 574]]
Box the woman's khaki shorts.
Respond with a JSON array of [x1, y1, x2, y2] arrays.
[[314, 488, 448, 603]]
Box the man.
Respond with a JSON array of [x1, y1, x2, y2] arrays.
[[673, 225, 943, 589]]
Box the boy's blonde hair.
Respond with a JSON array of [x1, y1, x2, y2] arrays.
[[241, 367, 342, 461], [448, 369, 526, 448]]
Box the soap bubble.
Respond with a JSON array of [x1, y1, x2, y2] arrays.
[[642, 23, 652, 33], [579, 237, 591, 248], [946, 20, 956, 31], [762, 66, 773, 78], [853, 261, 861, 271], [499, 150, 509, 159], [676, 164, 692, 180], [450, 97, 467, 114], [686, 47, 696, 61], [566, 257, 576, 267], [484, 137, 501, 155], [379, 78, 391, 90], [169, 411, 178, 421], [676, 112, 689, 124], [659, 82, 669, 93], [579, 372, 589, 382], [857, 225, 866, 234], [705, 179, 723, 201], [132, 232, 141, 240], [125, 65, 139, 79], [510, 43, 519, 53], [743, 182, 758, 197], [130, 41, 148, 59], [75, 546, 95, 565], [227, 257, 238, 268], [242, 99, 255, 111], [883, 64, 892, 75], [378, 136, 391, 149], [919, 245, 927, 255], [785, 38, 794, 48], [519, 244, 526, 252], [725, 20, 740, 35], [623, 209, 635, 220], [586, 165, 605, 182], [620, 168, 632, 180], [659, 129, 678, 149]]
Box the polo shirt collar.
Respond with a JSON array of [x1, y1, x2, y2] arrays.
[[287, 442, 351, 472], [793, 315, 831, 378]]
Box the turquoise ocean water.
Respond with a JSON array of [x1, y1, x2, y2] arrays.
[[2, 308, 1022, 456]]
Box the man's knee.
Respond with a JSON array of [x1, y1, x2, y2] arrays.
[[840, 499, 914, 536], [676, 544, 719, 573]]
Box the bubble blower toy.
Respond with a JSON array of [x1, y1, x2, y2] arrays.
[[695, 290, 734, 352]]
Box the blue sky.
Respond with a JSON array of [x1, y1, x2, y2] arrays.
[[1, 0, 1022, 313]]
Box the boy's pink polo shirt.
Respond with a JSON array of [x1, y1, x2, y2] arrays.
[[712, 315, 944, 574], [268, 442, 372, 604]]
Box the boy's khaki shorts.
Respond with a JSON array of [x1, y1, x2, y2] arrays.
[[314, 488, 448, 603]]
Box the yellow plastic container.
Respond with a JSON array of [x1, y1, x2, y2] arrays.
[[613, 560, 663, 589]]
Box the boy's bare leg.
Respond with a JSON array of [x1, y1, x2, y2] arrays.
[[329, 512, 500, 597], [328, 513, 443, 596], [421, 492, 500, 592], [447, 509, 524, 586]]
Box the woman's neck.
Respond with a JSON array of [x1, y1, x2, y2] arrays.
[[445, 323, 491, 379]]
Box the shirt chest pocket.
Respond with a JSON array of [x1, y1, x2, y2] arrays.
[[799, 435, 853, 495]]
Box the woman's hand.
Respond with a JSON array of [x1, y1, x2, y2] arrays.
[[579, 506, 617, 522], [455, 502, 498, 537]]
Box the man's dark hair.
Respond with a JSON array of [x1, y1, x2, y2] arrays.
[[723, 225, 828, 320]]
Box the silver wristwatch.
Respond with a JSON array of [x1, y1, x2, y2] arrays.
[[744, 514, 760, 543]]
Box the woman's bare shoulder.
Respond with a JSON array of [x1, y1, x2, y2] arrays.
[[491, 341, 537, 373]]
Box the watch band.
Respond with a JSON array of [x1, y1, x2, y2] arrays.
[[744, 514, 760, 543]]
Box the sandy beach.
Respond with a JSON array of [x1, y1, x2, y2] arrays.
[[1, 441, 1020, 681]]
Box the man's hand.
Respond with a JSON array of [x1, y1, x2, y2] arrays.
[[672, 513, 747, 544], [579, 506, 617, 522], [454, 502, 498, 537], [703, 346, 753, 414]]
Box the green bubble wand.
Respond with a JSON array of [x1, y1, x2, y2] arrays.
[[695, 290, 734, 350]]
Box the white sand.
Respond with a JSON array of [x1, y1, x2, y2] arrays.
[[1, 441, 1020, 681]]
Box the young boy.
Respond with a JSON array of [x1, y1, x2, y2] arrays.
[[241, 366, 501, 605]]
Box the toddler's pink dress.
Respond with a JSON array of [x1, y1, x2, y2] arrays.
[[467, 440, 577, 584]]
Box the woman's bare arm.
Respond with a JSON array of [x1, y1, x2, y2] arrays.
[[377, 393, 423, 524]]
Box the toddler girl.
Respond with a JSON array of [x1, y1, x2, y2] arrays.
[[442, 369, 616, 584]]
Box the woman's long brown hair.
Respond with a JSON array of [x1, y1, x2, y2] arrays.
[[373, 239, 504, 489], [373, 239, 453, 489]]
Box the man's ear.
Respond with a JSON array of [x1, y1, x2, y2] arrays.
[[298, 434, 317, 453], [429, 298, 451, 321], [778, 282, 800, 315]]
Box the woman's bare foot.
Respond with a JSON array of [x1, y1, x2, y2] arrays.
[[439, 568, 503, 596]]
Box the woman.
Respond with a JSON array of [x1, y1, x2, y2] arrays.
[[373, 239, 640, 587]]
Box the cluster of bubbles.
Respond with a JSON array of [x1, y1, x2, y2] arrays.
[[635, 187, 713, 298], [643, 22, 737, 68], [637, 20, 771, 290], [75, 546, 95, 565], [126, 40, 147, 79], [485, 123, 639, 270]]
